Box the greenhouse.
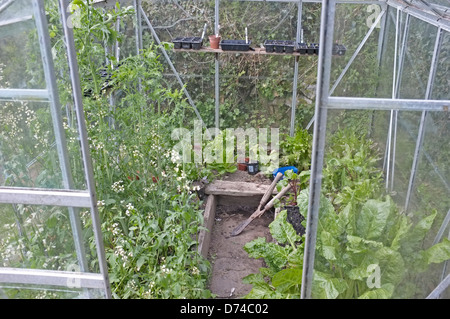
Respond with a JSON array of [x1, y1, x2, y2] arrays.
[[0, 0, 449, 300]]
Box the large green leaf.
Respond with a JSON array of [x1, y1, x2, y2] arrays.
[[242, 276, 280, 299], [312, 270, 348, 299], [424, 238, 450, 264], [375, 247, 405, 285], [358, 283, 394, 299], [272, 268, 302, 293], [389, 214, 412, 251], [269, 210, 301, 245], [356, 198, 392, 240], [244, 237, 291, 272], [321, 230, 339, 261], [400, 211, 437, 264]]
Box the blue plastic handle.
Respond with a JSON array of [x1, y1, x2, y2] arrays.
[[273, 166, 298, 178]]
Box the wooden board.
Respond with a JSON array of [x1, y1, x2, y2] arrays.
[[197, 194, 217, 259], [174, 47, 304, 56], [205, 180, 278, 197]]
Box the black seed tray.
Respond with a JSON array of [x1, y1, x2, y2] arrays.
[[181, 37, 194, 49], [172, 37, 184, 49], [264, 40, 276, 53], [307, 43, 319, 55], [173, 36, 204, 50], [220, 40, 251, 51], [264, 40, 295, 54], [297, 42, 308, 55]]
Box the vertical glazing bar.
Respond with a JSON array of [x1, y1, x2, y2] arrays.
[[384, 8, 399, 190], [389, 13, 409, 190], [290, 0, 302, 137], [394, 14, 410, 98], [59, 0, 111, 298], [215, 0, 220, 130], [390, 110, 397, 190], [134, 0, 142, 92], [376, 3, 388, 66], [405, 27, 443, 211], [33, 0, 88, 273], [301, 0, 336, 300]]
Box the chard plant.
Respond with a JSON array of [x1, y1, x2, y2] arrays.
[[244, 128, 450, 299], [244, 191, 450, 299]]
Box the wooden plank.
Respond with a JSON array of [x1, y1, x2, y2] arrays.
[[205, 180, 278, 197], [174, 47, 306, 56], [197, 194, 217, 259]]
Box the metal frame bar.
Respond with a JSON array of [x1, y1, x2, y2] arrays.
[[0, 187, 91, 207], [0, 0, 112, 298], [58, 0, 112, 298], [327, 96, 450, 111], [301, 0, 336, 300], [32, 0, 89, 275], [0, 268, 105, 290], [289, 0, 303, 137], [215, 0, 220, 130], [0, 89, 49, 101], [386, 0, 450, 32], [426, 273, 450, 299]]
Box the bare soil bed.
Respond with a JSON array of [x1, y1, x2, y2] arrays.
[[207, 204, 274, 299]]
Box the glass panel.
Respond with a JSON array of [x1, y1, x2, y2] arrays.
[[432, 30, 450, 100], [0, 100, 86, 189], [311, 109, 449, 299], [398, 16, 437, 99], [0, 204, 99, 273], [0, 0, 45, 90], [330, 3, 383, 97]]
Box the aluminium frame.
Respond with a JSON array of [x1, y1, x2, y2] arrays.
[[0, 0, 111, 298]]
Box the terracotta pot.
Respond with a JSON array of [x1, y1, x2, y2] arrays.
[[209, 35, 221, 49], [238, 163, 247, 171]]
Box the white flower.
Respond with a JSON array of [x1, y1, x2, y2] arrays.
[[111, 180, 124, 193]]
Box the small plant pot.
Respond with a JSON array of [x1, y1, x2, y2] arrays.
[[332, 43, 346, 56], [284, 205, 305, 236], [209, 35, 221, 49], [247, 162, 259, 175], [238, 163, 247, 171]]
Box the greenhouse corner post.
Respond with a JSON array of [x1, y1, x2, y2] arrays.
[[58, 0, 112, 298], [301, 0, 336, 299]]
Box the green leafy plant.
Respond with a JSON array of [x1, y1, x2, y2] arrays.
[[322, 128, 383, 210], [279, 128, 312, 171], [297, 190, 450, 299], [242, 209, 304, 298]]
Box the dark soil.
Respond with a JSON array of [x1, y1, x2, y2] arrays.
[[285, 205, 306, 236]]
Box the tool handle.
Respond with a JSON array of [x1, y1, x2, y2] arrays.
[[259, 172, 283, 209], [264, 183, 292, 210]]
